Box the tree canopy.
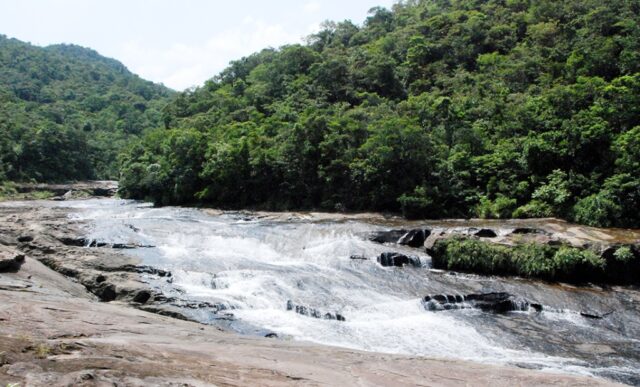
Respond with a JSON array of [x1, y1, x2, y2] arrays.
[[0, 35, 173, 181]]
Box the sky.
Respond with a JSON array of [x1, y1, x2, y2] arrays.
[[1, 0, 396, 91]]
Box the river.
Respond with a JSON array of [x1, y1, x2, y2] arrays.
[[52, 199, 640, 385]]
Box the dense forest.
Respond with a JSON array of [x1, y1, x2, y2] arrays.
[[0, 35, 173, 182], [118, 0, 640, 228]]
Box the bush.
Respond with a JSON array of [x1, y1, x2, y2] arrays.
[[572, 192, 621, 227], [429, 237, 606, 283], [512, 200, 554, 218], [475, 195, 517, 219], [0, 181, 17, 199], [613, 246, 635, 263]]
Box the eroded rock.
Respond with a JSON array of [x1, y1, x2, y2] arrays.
[[286, 300, 346, 321], [474, 229, 497, 238], [0, 248, 25, 272], [369, 229, 407, 244], [377, 252, 421, 268], [398, 229, 431, 247], [422, 292, 532, 314]]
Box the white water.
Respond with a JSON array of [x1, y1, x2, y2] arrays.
[[13, 198, 633, 383]]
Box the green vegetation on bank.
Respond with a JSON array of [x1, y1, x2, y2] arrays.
[[117, 0, 640, 228], [0, 35, 173, 182], [428, 236, 640, 284]]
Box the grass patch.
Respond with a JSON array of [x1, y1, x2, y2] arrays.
[[428, 237, 621, 283]]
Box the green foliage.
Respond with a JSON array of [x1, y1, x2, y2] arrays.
[[513, 200, 553, 218], [430, 237, 607, 283], [0, 35, 173, 182], [613, 246, 634, 263], [475, 195, 517, 219], [0, 181, 17, 199], [398, 186, 434, 219], [572, 192, 621, 227], [117, 0, 640, 227]]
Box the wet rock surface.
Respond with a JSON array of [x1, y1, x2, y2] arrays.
[[423, 292, 538, 313], [377, 252, 421, 268], [287, 300, 346, 321]]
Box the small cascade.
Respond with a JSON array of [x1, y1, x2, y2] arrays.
[[422, 292, 540, 314], [286, 300, 346, 321]]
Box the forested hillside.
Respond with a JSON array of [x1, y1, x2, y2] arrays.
[[110, 1, 640, 227], [0, 35, 173, 182]]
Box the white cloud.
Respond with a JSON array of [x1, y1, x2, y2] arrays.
[[118, 19, 304, 90]]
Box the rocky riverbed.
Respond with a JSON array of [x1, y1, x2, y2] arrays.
[[0, 194, 638, 385]]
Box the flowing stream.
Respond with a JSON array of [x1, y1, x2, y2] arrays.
[[55, 199, 640, 384]]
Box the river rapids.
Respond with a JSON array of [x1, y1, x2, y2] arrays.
[[53, 199, 640, 384]]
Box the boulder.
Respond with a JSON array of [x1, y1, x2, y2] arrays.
[[369, 229, 407, 244], [422, 292, 532, 313], [398, 229, 431, 247], [511, 227, 550, 235], [0, 247, 26, 272], [377, 252, 421, 268], [474, 229, 497, 238]]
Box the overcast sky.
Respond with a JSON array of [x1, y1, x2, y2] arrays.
[[1, 0, 396, 90]]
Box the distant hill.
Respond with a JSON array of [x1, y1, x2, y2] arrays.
[[118, 0, 640, 228], [0, 35, 174, 181]]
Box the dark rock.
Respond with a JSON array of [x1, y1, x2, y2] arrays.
[[398, 229, 431, 248], [286, 300, 346, 322], [422, 292, 533, 314], [474, 229, 497, 238], [127, 224, 140, 232], [511, 227, 549, 235], [601, 244, 640, 285], [0, 253, 25, 272], [94, 283, 117, 302], [349, 255, 368, 260], [369, 229, 407, 244], [95, 264, 171, 277], [58, 237, 89, 247], [111, 243, 155, 249], [17, 235, 34, 243], [133, 290, 152, 304], [530, 303, 543, 312], [580, 311, 613, 319], [265, 333, 278, 338], [377, 252, 421, 268]]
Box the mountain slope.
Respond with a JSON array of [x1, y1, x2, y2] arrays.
[[123, 1, 638, 227], [0, 35, 174, 181]]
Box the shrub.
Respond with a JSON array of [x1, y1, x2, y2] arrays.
[[613, 246, 635, 263], [429, 237, 606, 283], [512, 200, 554, 218], [475, 195, 517, 219], [572, 192, 621, 227]]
